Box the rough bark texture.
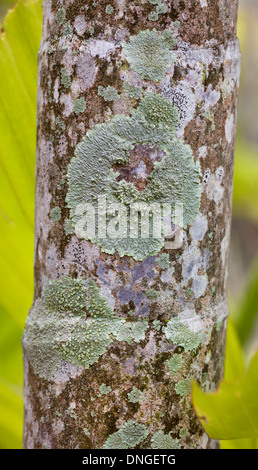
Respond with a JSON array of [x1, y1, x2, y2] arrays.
[[23, 0, 240, 449]]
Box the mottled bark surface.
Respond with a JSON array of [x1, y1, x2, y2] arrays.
[[23, 0, 240, 449]]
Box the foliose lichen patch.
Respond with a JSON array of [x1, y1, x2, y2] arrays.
[[150, 430, 181, 449], [66, 90, 201, 260], [122, 29, 176, 83], [23, 276, 150, 380], [103, 420, 149, 449], [164, 317, 202, 352], [127, 387, 144, 404]]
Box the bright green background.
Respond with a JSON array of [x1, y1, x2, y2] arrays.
[[0, 0, 258, 449]]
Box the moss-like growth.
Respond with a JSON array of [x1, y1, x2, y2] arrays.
[[167, 353, 183, 375], [103, 420, 148, 449], [151, 430, 181, 449], [122, 29, 176, 83]]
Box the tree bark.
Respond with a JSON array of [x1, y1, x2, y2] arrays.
[[23, 0, 240, 449]]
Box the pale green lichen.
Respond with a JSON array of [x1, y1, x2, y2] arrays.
[[153, 319, 161, 331], [164, 317, 202, 352], [105, 4, 113, 14], [175, 377, 191, 397], [157, 253, 170, 269], [61, 67, 71, 89], [99, 383, 112, 395], [85, 279, 115, 318], [50, 206, 61, 222], [23, 277, 149, 379], [103, 420, 148, 449], [151, 430, 181, 449], [63, 21, 73, 37], [73, 97, 86, 114], [98, 85, 119, 102], [161, 29, 177, 48], [128, 387, 144, 404], [123, 81, 143, 100], [42, 275, 87, 314], [64, 218, 74, 235], [56, 116, 65, 131], [66, 92, 201, 260], [167, 353, 183, 375], [156, 2, 168, 14], [148, 11, 159, 21], [116, 319, 148, 343], [55, 7, 66, 26], [67, 407, 77, 419], [83, 428, 90, 436], [122, 29, 176, 83], [179, 428, 188, 438], [146, 289, 159, 301]]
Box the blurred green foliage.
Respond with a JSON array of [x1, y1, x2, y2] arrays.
[[0, 0, 257, 450], [0, 0, 42, 448]]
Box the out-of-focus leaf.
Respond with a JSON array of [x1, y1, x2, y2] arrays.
[[0, 0, 42, 448], [221, 318, 254, 448], [233, 141, 258, 223], [220, 437, 258, 449], [224, 317, 245, 382], [0, 0, 42, 328], [0, 378, 23, 449], [192, 351, 258, 439], [233, 257, 258, 345]]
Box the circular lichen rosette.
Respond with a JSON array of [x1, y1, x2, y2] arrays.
[[66, 93, 201, 260]]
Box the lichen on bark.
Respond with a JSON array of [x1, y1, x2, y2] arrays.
[[23, 0, 240, 449]]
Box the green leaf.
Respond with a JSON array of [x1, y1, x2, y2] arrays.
[[0, 0, 42, 448], [0, 378, 23, 449], [0, 0, 42, 328], [233, 141, 258, 223], [224, 317, 245, 382], [192, 351, 258, 440], [233, 257, 258, 345]]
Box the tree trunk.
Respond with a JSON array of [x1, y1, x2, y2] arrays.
[[23, 0, 240, 449]]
